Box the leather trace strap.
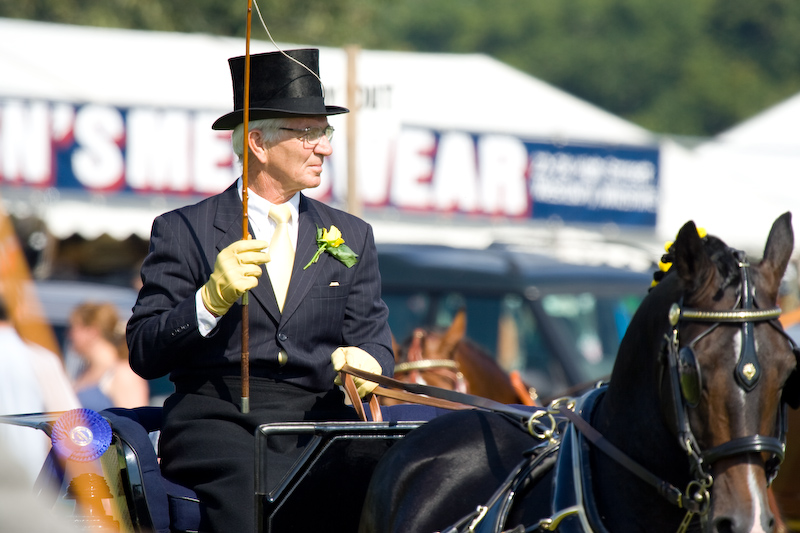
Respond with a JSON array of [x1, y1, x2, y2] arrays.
[[339, 364, 541, 423], [557, 405, 704, 514]]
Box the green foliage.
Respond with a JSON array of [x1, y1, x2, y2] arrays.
[[3, 0, 800, 137]]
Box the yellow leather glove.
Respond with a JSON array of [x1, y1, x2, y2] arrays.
[[332, 346, 382, 398], [200, 238, 270, 317]]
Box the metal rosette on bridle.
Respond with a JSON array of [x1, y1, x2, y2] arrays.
[[50, 408, 112, 462]]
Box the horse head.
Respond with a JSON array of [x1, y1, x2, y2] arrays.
[[602, 212, 797, 532], [391, 309, 527, 404]]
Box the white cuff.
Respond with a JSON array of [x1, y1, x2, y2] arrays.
[[196, 289, 220, 337]]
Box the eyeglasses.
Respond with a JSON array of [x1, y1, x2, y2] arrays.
[[279, 125, 335, 146]]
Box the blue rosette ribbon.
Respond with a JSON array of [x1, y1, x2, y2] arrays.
[[50, 409, 112, 462]]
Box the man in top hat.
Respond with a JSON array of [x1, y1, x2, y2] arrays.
[[127, 49, 394, 533]]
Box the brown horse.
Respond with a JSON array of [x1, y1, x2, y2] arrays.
[[390, 309, 536, 406], [362, 213, 799, 533]]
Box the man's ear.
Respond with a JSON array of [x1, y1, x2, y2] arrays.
[[247, 129, 269, 163]]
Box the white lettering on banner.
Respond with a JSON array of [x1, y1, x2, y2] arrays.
[[358, 85, 393, 110], [72, 105, 125, 189], [391, 128, 435, 209], [478, 135, 529, 216], [432, 132, 478, 212], [192, 113, 237, 194], [529, 151, 657, 212], [390, 128, 530, 217], [0, 100, 52, 185], [127, 109, 191, 191], [51, 104, 76, 145]]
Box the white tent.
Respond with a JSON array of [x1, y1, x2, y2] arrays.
[[657, 94, 800, 255], [0, 18, 659, 245]]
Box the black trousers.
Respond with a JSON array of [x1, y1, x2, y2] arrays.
[[160, 376, 357, 533]]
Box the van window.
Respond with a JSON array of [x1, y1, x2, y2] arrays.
[[497, 293, 571, 399], [384, 290, 573, 398], [383, 287, 643, 400]]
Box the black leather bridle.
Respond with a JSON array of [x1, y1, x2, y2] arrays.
[[661, 251, 797, 512]]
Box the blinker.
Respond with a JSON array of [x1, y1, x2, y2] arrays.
[[678, 346, 702, 407]]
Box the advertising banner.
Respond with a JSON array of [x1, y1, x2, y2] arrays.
[[0, 98, 659, 228]]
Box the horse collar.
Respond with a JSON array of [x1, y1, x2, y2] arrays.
[[548, 388, 611, 533]]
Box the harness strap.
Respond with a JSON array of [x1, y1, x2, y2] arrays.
[[701, 435, 785, 466], [557, 406, 703, 514], [442, 441, 561, 533], [340, 364, 542, 422]]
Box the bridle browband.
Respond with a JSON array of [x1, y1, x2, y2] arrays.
[[394, 359, 461, 373], [660, 252, 796, 524], [394, 328, 467, 393]]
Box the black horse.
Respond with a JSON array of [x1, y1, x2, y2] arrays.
[[360, 213, 799, 533]]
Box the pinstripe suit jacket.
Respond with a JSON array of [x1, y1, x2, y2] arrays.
[[127, 181, 394, 392]]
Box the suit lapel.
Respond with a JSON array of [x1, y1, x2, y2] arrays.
[[216, 182, 282, 321]]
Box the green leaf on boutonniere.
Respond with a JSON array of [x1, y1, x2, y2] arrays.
[[303, 225, 359, 269]]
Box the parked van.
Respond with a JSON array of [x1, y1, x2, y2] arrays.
[[377, 243, 654, 399]]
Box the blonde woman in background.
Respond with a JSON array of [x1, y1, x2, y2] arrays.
[[70, 302, 149, 410]]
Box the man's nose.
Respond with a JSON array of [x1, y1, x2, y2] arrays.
[[314, 134, 333, 155]]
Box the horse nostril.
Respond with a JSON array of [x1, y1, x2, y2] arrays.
[[712, 514, 774, 533], [711, 516, 734, 533]]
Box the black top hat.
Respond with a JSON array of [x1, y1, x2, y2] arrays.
[[212, 48, 349, 130]]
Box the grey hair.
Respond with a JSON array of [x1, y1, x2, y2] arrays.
[[231, 118, 294, 162]]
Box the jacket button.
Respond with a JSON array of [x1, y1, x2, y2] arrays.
[[278, 333, 288, 341]]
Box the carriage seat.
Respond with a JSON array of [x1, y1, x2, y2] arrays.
[[102, 407, 201, 533]]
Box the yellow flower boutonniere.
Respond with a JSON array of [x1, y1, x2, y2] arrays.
[[303, 225, 359, 269]]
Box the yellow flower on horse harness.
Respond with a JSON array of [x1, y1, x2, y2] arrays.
[[651, 226, 707, 287], [303, 225, 359, 269]]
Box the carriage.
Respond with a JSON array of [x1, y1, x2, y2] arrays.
[[4, 213, 800, 533], [3, 403, 428, 533]]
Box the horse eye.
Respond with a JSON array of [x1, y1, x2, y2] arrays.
[[678, 346, 702, 407]]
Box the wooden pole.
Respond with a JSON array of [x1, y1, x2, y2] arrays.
[[345, 45, 361, 217], [240, 0, 254, 414]]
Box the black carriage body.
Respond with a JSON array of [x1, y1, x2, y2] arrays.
[[29, 408, 422, 533], [256, 421, 421, 532]]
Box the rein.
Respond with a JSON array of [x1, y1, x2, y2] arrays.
[[557, 404, 706, 515], [341, 364, 539, 423]]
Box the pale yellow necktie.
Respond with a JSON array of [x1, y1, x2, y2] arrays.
[[268, 204, 294, 312]]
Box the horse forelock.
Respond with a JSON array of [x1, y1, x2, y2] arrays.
[[683, 235, 741, 306]]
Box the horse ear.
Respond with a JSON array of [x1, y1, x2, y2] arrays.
[[440, 308, 467, 355], [391, 332, 400, 361], [759, 212, 794, 298], [672, 220, 714, 292]]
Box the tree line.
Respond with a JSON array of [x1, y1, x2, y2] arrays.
[[3, 0, 800, 137]]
